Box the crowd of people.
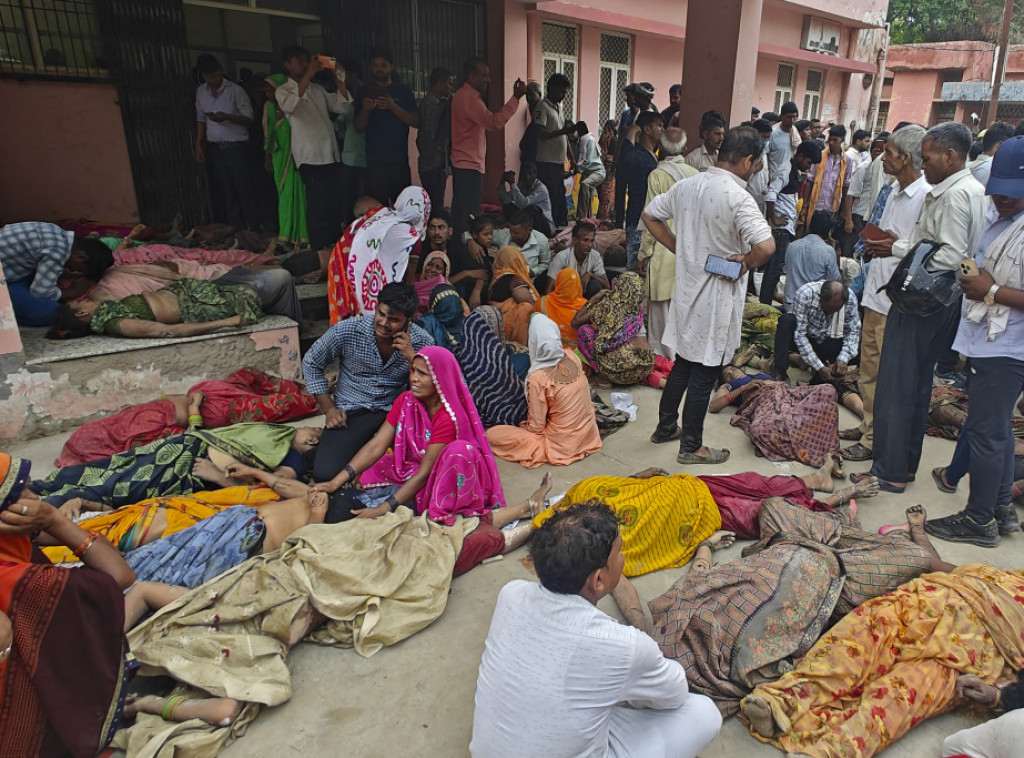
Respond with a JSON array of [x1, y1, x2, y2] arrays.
[[4, 42, 1024, 758]]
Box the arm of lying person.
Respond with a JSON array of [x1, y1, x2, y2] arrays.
[[611, 577, 650, 633], [224, 463, 310, 499], [354, 442, 445, 519], [112, 315, 245, 338], [708, 384, 737, 414]]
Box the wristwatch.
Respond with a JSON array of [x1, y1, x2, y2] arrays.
[[984, 283, 1000, 306]]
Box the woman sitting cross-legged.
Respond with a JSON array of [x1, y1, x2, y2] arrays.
[[486, 314, 602, 467], [573, 271, 656, 388], [417, 283, 465, 352], [48, 277, 263, 339], [488, 246, 540, 347]]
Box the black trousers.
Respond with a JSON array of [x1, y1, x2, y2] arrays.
[[420, 168, 448, 215], [870, 299, 961, 484], [451, 168, 483, 238], [656, 357, 722, 453], [535, 161, 567, 228], [299, 162, 345, 252], [364, 161, 412, 206], [760, 229, 791, 305], [613, 164, 627, 228], [339, 162, 364, 225], [206, 141, 260, 229], [311, 409, 388, 482], [773, 313, 846, 377]]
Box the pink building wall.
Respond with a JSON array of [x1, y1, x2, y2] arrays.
[[0, 79, 138, 225]]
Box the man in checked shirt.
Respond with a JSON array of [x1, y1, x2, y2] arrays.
[[772, 279, 861, 386]]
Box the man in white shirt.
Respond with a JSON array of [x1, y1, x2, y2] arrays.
[[844, 128, 872, 172], [767, 101, 800, 189], [470, 502, 722, 758], [643, 126, 774, 465], [837, 128, 873, 256], [571, 121, 607, 219], [547, 221, 609, 296], [863, 122, 987, 494], [841, 125, 929, 463], [275, 46, 352, 252], [683, 110, 725, 172], [193, 55, 259, 230], [492, 211, 551, 279]]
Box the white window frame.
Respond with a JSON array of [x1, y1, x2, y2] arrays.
[[541, 21, 579, 123], [774, 63, 795, 113], [804, 68, 823, 121], [598, 32, 631, 126]]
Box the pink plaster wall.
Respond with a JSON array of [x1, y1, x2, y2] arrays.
[[0, 79, 138, 225], [887, 69, 941, 129]]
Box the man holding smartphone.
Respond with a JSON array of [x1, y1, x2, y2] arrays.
[[641, 125, 774, 465]]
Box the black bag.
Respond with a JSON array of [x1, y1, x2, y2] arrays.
[[882, 239, 960, 317]]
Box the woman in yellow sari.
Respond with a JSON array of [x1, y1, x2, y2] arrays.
[[42, 485, 278, 563], [741, 563, 1024, 758], [488, 246, 540, 346], [532, 468, 721, 576]]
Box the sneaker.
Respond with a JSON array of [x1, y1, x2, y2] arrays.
[[934, 369, 967, 389], [995, 504, 1021, 535], [924, 510, 999, 547]]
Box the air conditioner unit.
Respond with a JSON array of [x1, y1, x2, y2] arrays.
[[801, 17, 841, 56]]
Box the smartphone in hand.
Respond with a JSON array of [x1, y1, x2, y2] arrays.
[[705, 254, 743, 281]]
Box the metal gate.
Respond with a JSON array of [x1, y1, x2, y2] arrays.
[[95, 0, 205, 227]]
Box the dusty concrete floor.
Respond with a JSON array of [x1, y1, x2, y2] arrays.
[[11, 384, 1022, 757]]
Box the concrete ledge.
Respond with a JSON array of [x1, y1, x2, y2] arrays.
[[1, 317, 301, 443]]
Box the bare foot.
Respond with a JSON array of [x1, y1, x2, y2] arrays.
[[707, 530, 736, 551], [831, 455, 846, 480], [741, 695, 776, 738], [528, 473, 552, 517], [843, 476, 879, 501], [803, 461, 834, 493]]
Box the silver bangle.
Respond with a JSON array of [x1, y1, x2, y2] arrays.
[[0, 644, 11, 664]]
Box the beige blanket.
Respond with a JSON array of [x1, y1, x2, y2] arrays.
[[114, 507, 476, 757]]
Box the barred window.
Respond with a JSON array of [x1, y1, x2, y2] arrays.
[[0, 0, 107, 79], [598, 33, 630, 126], [875, 101, 889, 133], [804, 68, 823, 120], [774, 63, 794, 113], [541, 21, 578, 122], [933, 101, 957, 124]]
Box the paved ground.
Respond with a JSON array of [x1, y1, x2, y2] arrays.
[[12, 383, 1022, 757]]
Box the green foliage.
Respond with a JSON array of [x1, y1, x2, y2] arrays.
[[887, 0, 1023, 44]]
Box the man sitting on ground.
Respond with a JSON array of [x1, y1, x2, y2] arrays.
[[470, 501, 722, 758], [773, 280, 860, 386], [492, 210, 551, 280], [546, 220, 609, 297], [497, 162, 554, 237]]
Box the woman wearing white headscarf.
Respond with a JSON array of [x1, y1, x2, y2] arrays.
[[486, 314, 602, 467], [330, 186, 431, 319]]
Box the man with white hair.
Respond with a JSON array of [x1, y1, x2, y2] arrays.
[[638, 126, 697, 357]]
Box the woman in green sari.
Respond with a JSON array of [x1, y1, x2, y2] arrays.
[[29, 423, 321, 508], [264, 74, 309, 248]]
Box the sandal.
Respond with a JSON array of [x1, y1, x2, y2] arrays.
[[677, 447, 730, 465], [840, 443, 873, 462], [650, 426, 682, 444], [838, 427, 863, 441], [849, 472, 905, 494], [931, 466, 956, 494]]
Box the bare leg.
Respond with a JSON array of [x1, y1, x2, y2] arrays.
[[611, 577, 649, 633], [124, 693, 242, 727], [491, 474, 552, 530], [818, 477, 879, 507], [689, 530, 736, 578], [842, 393, 865, 420], [906, 505, 956, 572], [124, 582, 188, 631], [800, 461, 835, 493]]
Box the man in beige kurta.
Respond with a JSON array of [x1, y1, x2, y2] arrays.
[[638, 127, 698, 358], [642, 126, 774, 465]]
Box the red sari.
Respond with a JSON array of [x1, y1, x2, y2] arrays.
[[0, 535, 130, 758], [56, 368, 318, 467]]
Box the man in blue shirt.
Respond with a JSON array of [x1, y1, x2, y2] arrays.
[[926, 136, 1024, 547], [619, 110, 663, 271], [354, 48, 418, 205], [302, 283, 433, 482], [0, 222, 113, 325]]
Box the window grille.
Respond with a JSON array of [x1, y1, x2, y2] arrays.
[[934, 101, 957, 124], [804, 68, 823, 120], [598, 32, 629, 126], [541, 21, 577, 122], [774, 63, 794, 113], [875, 101, 889, 133], [0, 0, 107, 79]]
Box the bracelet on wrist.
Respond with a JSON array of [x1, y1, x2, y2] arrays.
[[385, 494, 400, 511], [187, 414, 203, 428], [344, 464, 357, 483], [73, 531, 100, 559]]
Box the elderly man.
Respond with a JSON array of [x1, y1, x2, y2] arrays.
[[841, 125, 929, 462], [470, 502, 722, 758], [926, 136, 1024, 547], [684, 110, 726, 172], [856, 122, 987, 495], [638, 126, 698, 357], [547, 221, 609, 296], [643, 126, 774, 464], [773, 280, 860, 386], [762, 140, 824, 306], [302, 283, 432, 483], [450, 57, 527, 235]]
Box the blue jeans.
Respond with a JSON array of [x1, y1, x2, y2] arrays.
[[626, 226, 643, 271], [965, 357, 1024, 523], [9, 278, 60, 326]]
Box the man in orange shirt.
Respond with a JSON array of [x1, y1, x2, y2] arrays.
[[450, 57, 527, 235]]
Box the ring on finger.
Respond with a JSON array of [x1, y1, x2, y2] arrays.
[[21, 504, 28, 515]]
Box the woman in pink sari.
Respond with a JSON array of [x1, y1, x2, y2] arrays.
[[312, 346, 543, 574]]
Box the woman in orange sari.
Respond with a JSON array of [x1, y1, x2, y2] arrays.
[[0, 452, 136, 758], [536, 268, 588, 346], [488, 246, 540, 346]]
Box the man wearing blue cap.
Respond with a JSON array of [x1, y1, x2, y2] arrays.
[[926, 135, 1024, 547]]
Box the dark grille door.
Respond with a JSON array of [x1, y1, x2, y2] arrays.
[[95, 0, 205, 227]]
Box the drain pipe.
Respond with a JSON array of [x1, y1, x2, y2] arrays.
[[866, 22, 890, 133]]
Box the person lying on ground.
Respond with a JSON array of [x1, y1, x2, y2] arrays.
[[470, 501, 723, 758], [710, 364, 865, 418], [634, 502, 949, 718], [532, 463, 876, 576], [30, 422, 320, 508], [487, 314, 602, 467], [48, 277, 263, 339], [55, 368, 318, 467], [739, 559, 1023, 758], [0, 452, 136, 756], [941, 672, 1024, 758]]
